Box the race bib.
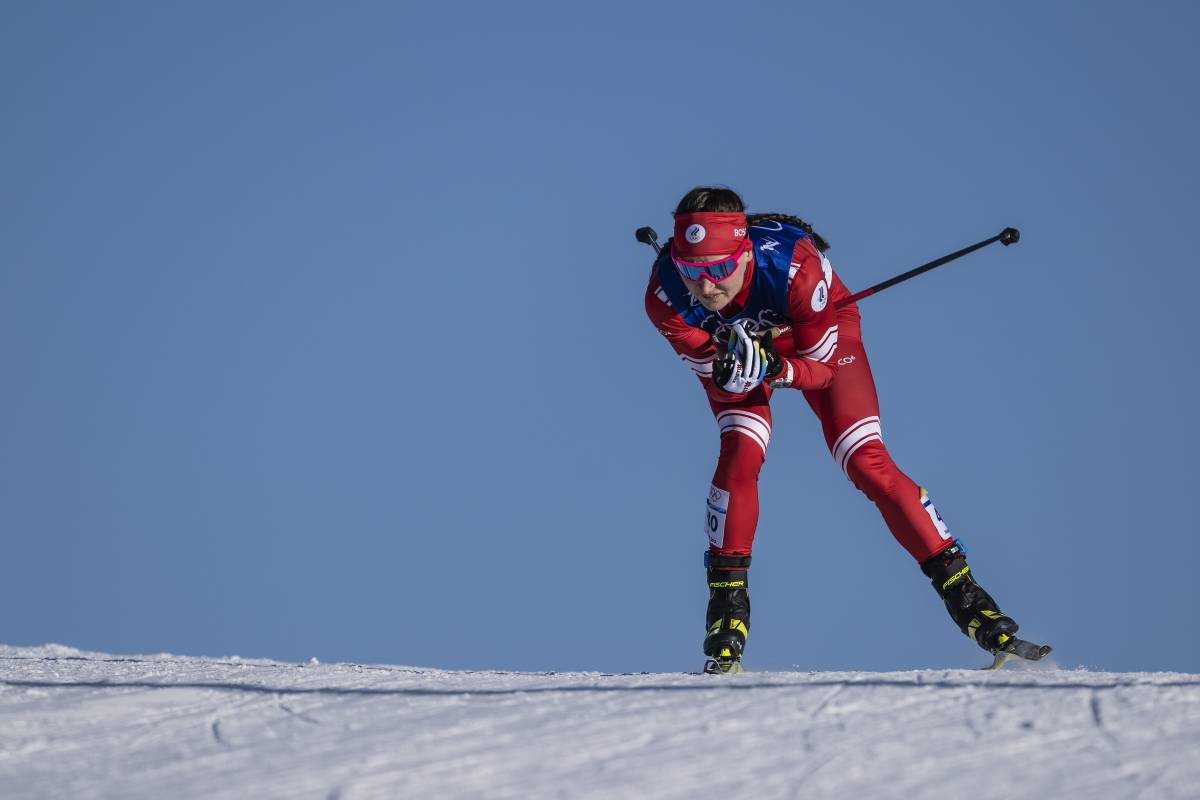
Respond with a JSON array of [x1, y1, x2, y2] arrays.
[[705, 485, 730, 548], [920, 488, 952, 541]]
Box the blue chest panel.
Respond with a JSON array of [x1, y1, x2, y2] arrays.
[[655, 221, 810, 341]]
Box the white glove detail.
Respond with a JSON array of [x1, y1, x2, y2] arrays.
[[714, 322, 767, 393]]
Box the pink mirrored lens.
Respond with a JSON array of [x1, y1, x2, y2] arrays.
[[672, 239, 746, 283]]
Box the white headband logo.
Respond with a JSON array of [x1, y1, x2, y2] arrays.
[[685, 224, 707, 244]]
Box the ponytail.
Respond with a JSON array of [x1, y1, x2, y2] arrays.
[[747, 213, 830, 253]]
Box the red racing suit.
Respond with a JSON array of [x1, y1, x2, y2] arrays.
[[645, 235, 957, 564]]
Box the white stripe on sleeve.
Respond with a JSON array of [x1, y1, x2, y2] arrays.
[[681, 353, 715, 377], [797, 325, 839, 363]]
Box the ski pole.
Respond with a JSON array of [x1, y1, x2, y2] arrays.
[[766, 228, 1017, 339], [837, 227, 1019, 307]]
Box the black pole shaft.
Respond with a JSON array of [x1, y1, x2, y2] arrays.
[[838, 227, 1017, 307]]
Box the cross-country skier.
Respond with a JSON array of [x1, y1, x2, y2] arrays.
[[645, 186, 1045, 673]]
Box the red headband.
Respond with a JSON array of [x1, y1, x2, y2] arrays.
[[672, 212, 748, 258]]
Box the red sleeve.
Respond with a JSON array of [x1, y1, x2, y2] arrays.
[[773, 238, 840, 391], [645, 272, 749, 400]]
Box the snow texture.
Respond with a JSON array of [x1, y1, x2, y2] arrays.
[[2, 644, 1198, 799]]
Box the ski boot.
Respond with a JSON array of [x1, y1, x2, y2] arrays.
[[702, 552, 750, 675], [920, 541, 1051, 668]]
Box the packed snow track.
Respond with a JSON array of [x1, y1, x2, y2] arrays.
[[2, 645, 1197, 799]]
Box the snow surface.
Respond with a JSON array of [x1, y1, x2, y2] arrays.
[[2, 644, 1198, 799]]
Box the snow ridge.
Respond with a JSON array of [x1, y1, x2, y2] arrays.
[[2, 645, 1197, 799]]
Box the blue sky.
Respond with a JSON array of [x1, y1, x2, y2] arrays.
[[3, 1, 1197, 673]]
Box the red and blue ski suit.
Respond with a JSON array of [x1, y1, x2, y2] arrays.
[[645, 221, 956, 563]]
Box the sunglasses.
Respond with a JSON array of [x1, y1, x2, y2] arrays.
[[671, 237, 749, 283]]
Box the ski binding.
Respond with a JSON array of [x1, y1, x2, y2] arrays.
[[985, 636, 1052, 670], [702, 658, 746, 675]]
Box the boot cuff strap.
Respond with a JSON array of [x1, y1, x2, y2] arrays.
[[705, 552, 752, 570]]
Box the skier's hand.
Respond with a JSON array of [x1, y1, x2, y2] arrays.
[[756, 330, 786, 385], [712, 322, 769, 393]]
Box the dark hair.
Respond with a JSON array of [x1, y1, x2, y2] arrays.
[[674, 186, 746, 215], [747, 213, 830, 252], [673, 186, 830, 252]]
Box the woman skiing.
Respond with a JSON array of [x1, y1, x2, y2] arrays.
[[644, 186, 1047, 673]]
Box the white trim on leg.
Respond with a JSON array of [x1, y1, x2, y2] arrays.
[[831, 416, 883, 475], [716, 409, 771, 457]]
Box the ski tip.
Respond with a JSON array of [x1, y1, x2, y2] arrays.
[[1012, 639, 1053, 661]]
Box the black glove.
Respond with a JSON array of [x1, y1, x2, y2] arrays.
[[755, 330, 786, 383]]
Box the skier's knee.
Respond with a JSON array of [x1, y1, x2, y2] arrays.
[[844, 441, 899, 499]]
